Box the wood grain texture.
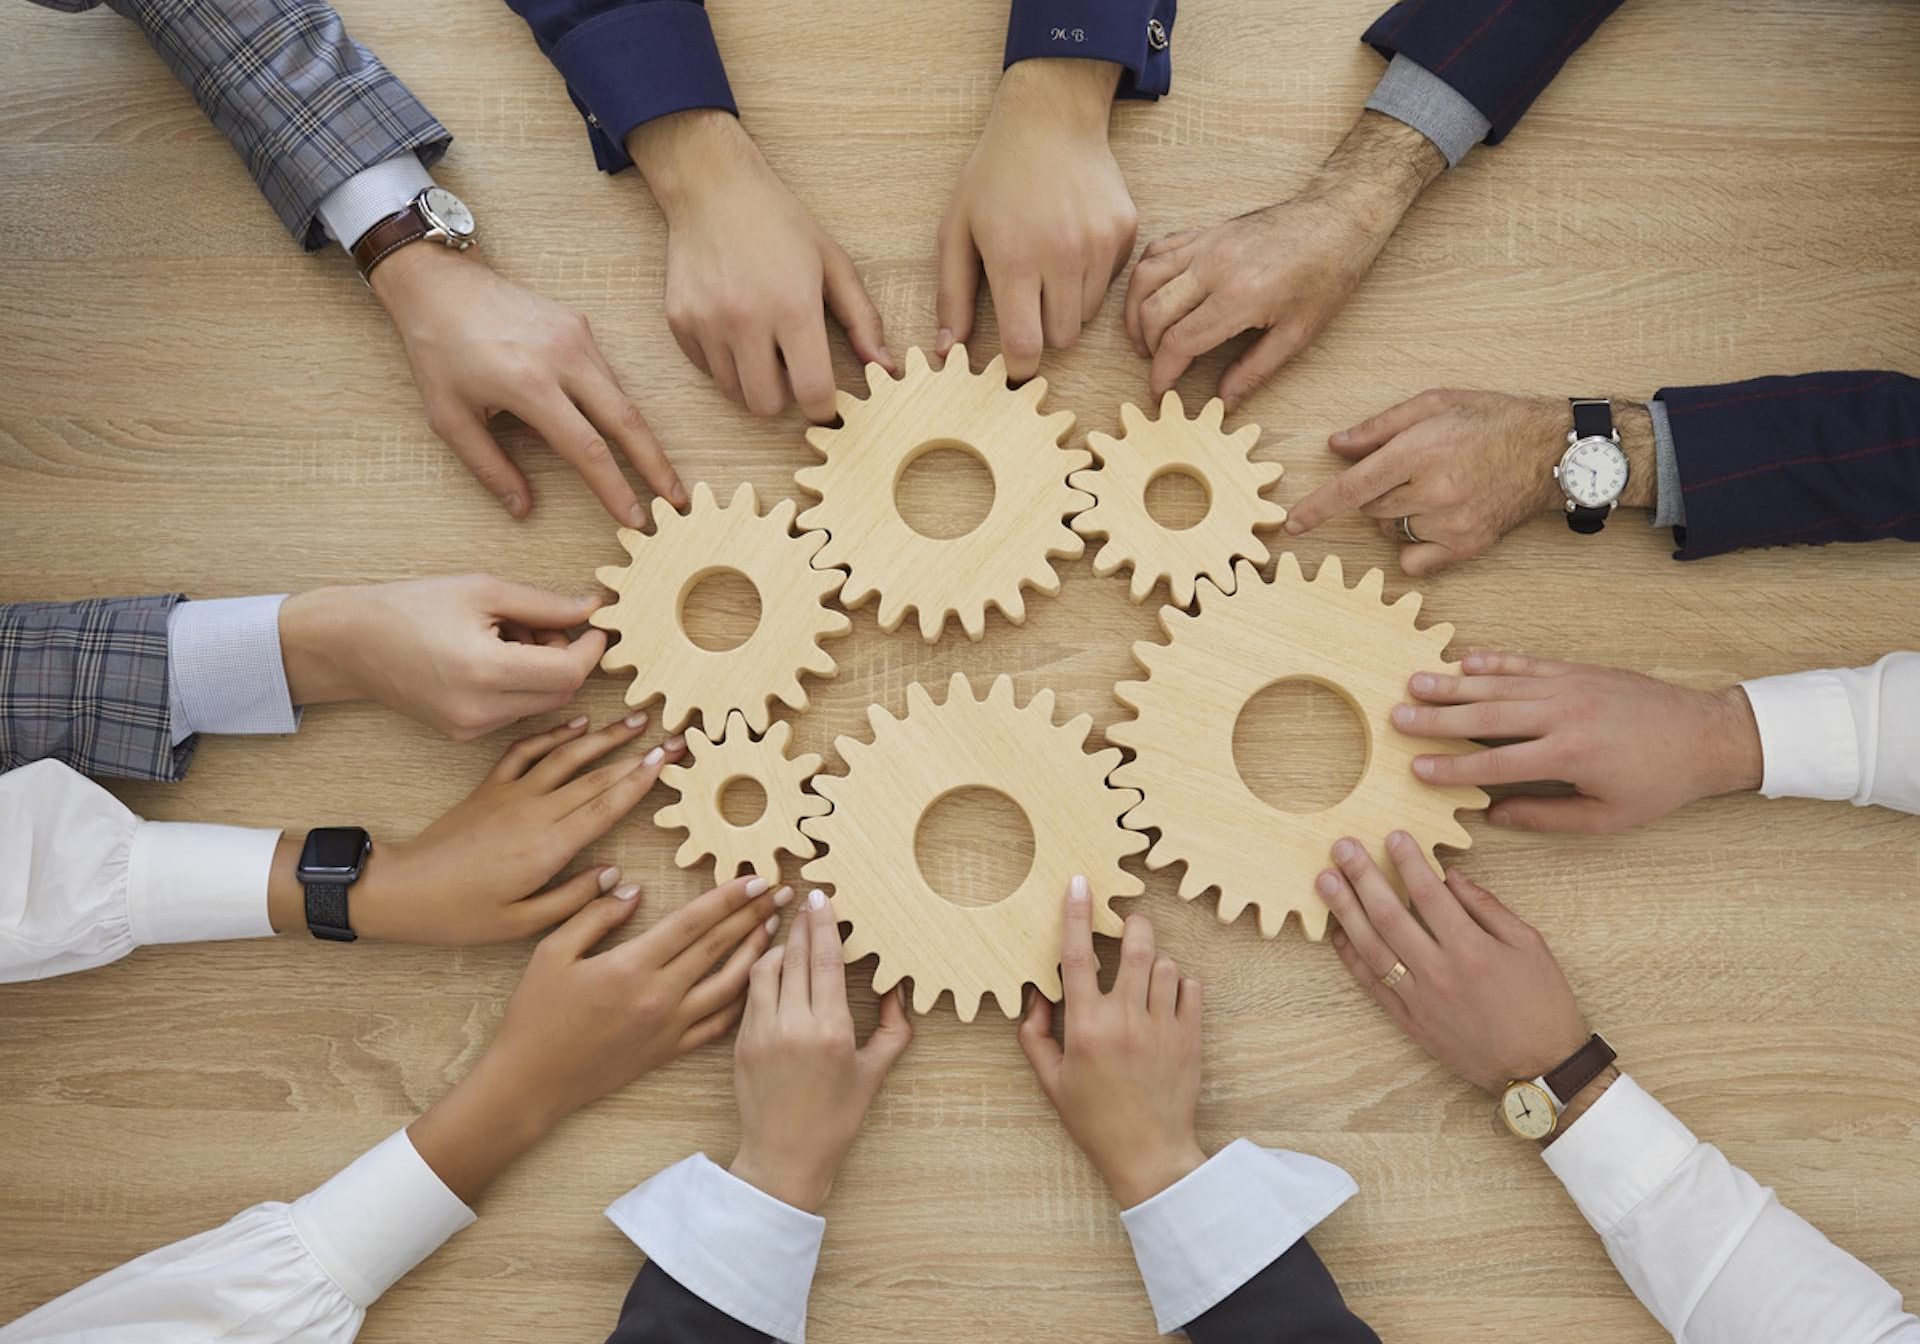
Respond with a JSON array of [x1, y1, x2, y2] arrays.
[[1, 0, 1917, 1339]]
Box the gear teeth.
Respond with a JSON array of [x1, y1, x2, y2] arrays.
[[979, 352, 1008, 384], [864, 362, 894, 395], [905, 346, 933, 377], [1355, 566, 1385, 600], [1315, 552, 1346, 587]]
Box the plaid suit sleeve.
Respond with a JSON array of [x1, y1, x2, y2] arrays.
[[84, 0, 451, 249], [0, 595, 197, 783]]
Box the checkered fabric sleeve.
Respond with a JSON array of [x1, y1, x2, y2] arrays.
[[0, 595, 196, 782], [34, 0, 452, 249]]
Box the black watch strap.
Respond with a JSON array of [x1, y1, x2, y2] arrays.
[[1568, 504, 1610, 535], [305, 881, 357, 942], [1570, 397, 1614, 441], [1543, 1033, 1616, 1108]]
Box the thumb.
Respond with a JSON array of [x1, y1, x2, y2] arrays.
[[486, 577, 601, 630], [539, 883, 643, 961], [858, 987, 914, 1078], [824, 246, 896, 376], [1016, 987, 1063, 1089], [934, 219, 980, 357], [1398, 541, 1460, 578], [1219, 326, 1300, 410]]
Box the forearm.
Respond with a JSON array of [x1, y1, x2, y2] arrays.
[[407, 1050, 561, 1206], [625, 109, 763, 217], [1303, 110, 1445, 235], [994, 57, 1124, 135]]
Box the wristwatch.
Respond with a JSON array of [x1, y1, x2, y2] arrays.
[[1553, 398, 1630, 534], [297, 827, 372, 943], [351, 186, 477, 283], [1498, 1033, 1617, 1140]]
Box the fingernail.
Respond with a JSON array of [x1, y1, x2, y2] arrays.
[[773, 885, 794, 908], [807, 888, 827, 911], [1331, 429, 1349, 444], [1283, 519, 1305, 535], [746, 876, 770, 897], [936, 327, 953, 354], [1411, 673, 1436, 693], [643, 746, 665, 766], [1390, 705, 1414, 728], [567, 714, 589, 729], [1389, 830, 1411, 848], [1413, 757, 1435, 779], [671, 479, 690, 507], [1330, 930, 1348, 949], [628, 503, 648, 528], [1069, 874, 1089, 904], [504, 492, 523, 514], [599, 866, 621, 891], [612, 884, 640, 902], [1317, 871, 1340, 895], [665, 734, 686, 753], [763, 913, 780, 935], [624, 711, 648, 729], [878, 345, 899, 373], [1333, 840, 1357, 862]]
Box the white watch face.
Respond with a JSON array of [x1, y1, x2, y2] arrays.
[[1500, 1081, 1558, 1139], [1559, 436, 1629, 508], [420, 186, 474, 239]]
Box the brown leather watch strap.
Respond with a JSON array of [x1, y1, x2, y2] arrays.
[[1543, 1033, 1617, 1107], [352, 204, 428, 281]]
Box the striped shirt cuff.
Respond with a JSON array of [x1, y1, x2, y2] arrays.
[[166, 596, 299, 746]]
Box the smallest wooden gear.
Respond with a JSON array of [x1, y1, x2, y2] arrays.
[[1070, 391, 1286, 606], [654, 712, 829, 885], [590, 481, 851, 736]]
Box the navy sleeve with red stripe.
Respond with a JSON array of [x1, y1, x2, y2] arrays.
[[1662, 371, 1920, 560], [1361, 0, 1626, 144]]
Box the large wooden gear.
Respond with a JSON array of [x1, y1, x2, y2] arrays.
[[1109, 553, 1487, 940], [800, 674, 1146, 1022], [794, 345, 1089, 641], [1071, 392, 1287, 605], [590, 481, 851, 736], [654, 711, 829, 885]]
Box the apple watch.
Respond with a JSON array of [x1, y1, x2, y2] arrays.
[[351, 185, 477, 283], [1499, 1033, 1617, 1141], [297, 827, 372, 943], [1553, 398, 1630, 535]]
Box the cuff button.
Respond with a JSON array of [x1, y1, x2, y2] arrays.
[[1146, 18, 1169, 51]]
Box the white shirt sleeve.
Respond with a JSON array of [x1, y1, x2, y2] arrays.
[[1543, 1074, 1920, 1343], [166, 595, 300, 746], [0, 760, 278, 983], [1741, 652, 1920, 814], [605, 1153, 825, 1343], [0, 1130, 474, 1342], [315, 154, 436, 252], [1118, 1138, 1359, 1334]]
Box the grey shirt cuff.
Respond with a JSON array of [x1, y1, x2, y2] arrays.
[[165, 595, 301, 746], [1365, 53, 1491, 168], [1648, 398, 1686, 529]]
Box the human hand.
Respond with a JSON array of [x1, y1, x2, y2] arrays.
[[627, 110, 894, 422], [1391, 652, 1764, 832], [1017, 876, 1206, 1208], [1284, 390, 1655, 576], [728, 890, 912, 1213], [410, 874, 788, 1202], [936, 59, 1137, 381], [265, 714, 688, 945], [280, 574, 607, 740], [371, 243, 687, 526], [1125, 111, 1442, 406], [1319, 832, 1588, 1095]]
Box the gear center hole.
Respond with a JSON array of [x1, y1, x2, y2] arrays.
[[1233, 677, 1370, 814], [1143, 467, 1212, 531], [894, 441, 996, 540], [679, 567, 763, 652], [914, 786, 1035, 908], [718, 774, 768, 827]]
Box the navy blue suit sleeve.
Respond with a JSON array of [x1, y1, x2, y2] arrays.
[[1361, 0, 1625, 144], [1659, 371, 1920, 560], [1182, 1237, 1380, 1343], [1005, 0, 1176, 99], [604, 1262, 772, 1343], [504, 0, 737, 172]]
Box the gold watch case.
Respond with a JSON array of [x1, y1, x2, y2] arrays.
[[1499, 1079, 1559, 1140]]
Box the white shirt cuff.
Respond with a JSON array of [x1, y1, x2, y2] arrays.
[[606, 1153, 825, 1343], [166, 595, 300, 745], [1740, 670, 1861, 802], [1119, 1138, 1358, 1334], [1541, 1073, 1698, 1235], [127, 820, 279, 947], [316, 154, 436, 253], [290, 1129, 476, 1307]]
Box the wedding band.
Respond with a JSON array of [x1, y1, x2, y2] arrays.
[[1398, 516, 1424, 545], [1380, 960, 1409, 989]]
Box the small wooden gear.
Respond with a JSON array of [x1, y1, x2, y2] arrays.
[[590, 481, 850, 735], [794, 345, 1089, 641], [1070, 391, 1287, 606], [654, 711, 830, 885], [800, 674, 1146, 1022], [1108, 553, 1487, 940]]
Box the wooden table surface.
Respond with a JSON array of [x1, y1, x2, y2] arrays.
[[3, 1, 1917, 1339]]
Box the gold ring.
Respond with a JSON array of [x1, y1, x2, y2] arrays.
[[1380, 960, 1409, 989]]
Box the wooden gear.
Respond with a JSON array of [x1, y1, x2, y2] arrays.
[[1071, 391, 1287, 605], [590, 481, 850, 735], [795, 345, 1089, 641], [1108, 553, 1487, 940], [800, 674, 1146, 1022], [654, 711, 830, 885]]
